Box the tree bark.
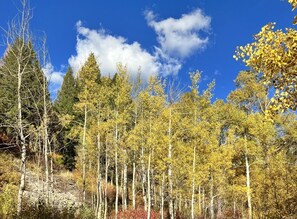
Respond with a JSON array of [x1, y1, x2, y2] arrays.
[[123, 159, 128, 210], [104, 138, 109, 219], [245, 133, 252, 219], [17, 59, 26, 215], [97, 115, 102, 219], [191, 146, 196, 219], [82, 104, 87, 203], [168, 108, 174, 219], [132, 158, 136, 210], [115, 118, 119, 219], [147, 151, 151, 219], [160, 173, 165, 219], [246, 154, 252, 219], [210, 172, 214, 219]]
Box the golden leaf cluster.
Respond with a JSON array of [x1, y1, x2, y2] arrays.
[[234, 23, 297, 112]]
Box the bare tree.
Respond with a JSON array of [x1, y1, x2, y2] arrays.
[[1, 0, 34, 214]]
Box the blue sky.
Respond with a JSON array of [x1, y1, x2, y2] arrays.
[[0, 0, 295, 100]]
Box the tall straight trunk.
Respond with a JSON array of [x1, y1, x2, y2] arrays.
[[115, 119, 119, 218], [141, 126, 147, 211], [147, 113, 153, 219], [191, 145, 196, 219], [245, 154, 252, 219], [43, 72, 49, 203], [210, 172, 214, 219], [160, 173, 165, 219], [132, 158, 136, 209], [49, 140, 54, 202], [141, 145, 147, 211], [97, 115, 102, 219], [104, 139, 109, 219], [17, 62, 26, 215], [168, 108, 174, 219], [82, 104, 87, 203], [147, 151, 151, 219], [123, 159, 128, 210], [244, 133, 252, 219]]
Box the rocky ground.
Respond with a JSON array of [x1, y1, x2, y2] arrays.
[[23, 169, 83, 209]]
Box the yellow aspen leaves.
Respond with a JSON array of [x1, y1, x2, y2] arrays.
[[234, 21, 297, 113]]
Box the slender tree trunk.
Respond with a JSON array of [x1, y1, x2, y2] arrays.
[[245, 154, 252, 219], [147, 151, 151, 219], [160, 173, 165, 219], [49, 140, 54, 203], [132, 157, 136, 209], [191, 145, 196, 219], [141, 145, 147, 211], [115, 119, 119, 218], [17, 63, 26, 215], [43, 75, 49, 204], [168, 108, 174, 219], [97, 117, 102, 219], [245, 133, 252, 219], [123, 159, 128, 210], [210, 172, 214, 219], [104, 139, 109, 219], [82, 104, 87, 203]]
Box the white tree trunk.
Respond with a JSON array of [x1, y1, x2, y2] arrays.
[[97, 119, 102, 219], [147, 152, 151, 219], [210, 172, 214, 219], [132, 159, 136, 209], [141, 145, 147, 211], [160, 173, 165, 219], [115, 121, 119, 218], [245, 134, 252, 219], [191, 145, 196, 219], [82, 104, 87, 203], [246, 154, 252, 219], [123, 160, 128, 210], [17, 61, 26, 215], [43, 72, 49, 204], [168, 108, 174, 219], [104, 139, 109, 219]]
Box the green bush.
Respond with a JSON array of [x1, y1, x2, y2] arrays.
[[0, 184, 18, 218]]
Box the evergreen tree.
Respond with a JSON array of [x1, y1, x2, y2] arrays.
[[0, 39, 47, 132], [54, 67, 79, 170]]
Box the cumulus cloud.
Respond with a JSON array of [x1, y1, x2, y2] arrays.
[[69, 21, 163, 79], [68, 9, 211, 80], [43, 63, 64, 85], [145, 9, 211, 59], [42, 63, 64, 98]]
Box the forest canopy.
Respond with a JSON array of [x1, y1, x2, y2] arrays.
[[0, 0, 296, 219]]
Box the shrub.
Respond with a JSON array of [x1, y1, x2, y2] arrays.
[[0, 184, 18, 218], [114, 209, 161, 219]]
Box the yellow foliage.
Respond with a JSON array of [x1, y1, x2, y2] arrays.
[[0, 184, 18, 218], [234, 22, 297, 113]]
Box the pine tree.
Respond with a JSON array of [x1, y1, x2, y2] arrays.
[[54, 67, 79, 170]]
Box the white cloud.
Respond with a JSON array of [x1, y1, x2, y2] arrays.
[[69, 21, 163, 79], [43, 63, 64, 85], [145, 9, 211, 59], [68, 8, 211, 80], [42, 63, 64, 98]]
